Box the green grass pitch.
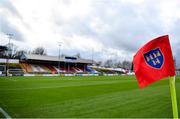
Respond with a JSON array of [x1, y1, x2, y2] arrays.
[[0, 76, 180, 118]]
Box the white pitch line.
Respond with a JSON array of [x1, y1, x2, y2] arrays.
[[0, 107, 11, 119]]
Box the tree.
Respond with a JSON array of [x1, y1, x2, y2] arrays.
[[97, 61, 102, 66], [13, 50, 27, 59], [32, 47, 47, 55], [104, 59, 113, 67], [122, 60, 131, 70], [75, 53, 81, 58], [61, 54, 65, 58], [0, 43, 18, 58], [115, 61, 122, 68], [0, 46, 8, 58], [174, 56, 177, 69]]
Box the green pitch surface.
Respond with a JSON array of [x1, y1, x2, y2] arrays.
[[0, 76, 180, 118]]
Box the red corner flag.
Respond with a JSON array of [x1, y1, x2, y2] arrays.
[[133, 35, 175, 88]]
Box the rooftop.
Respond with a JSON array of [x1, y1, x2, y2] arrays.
[[21, 54, 95, 64]]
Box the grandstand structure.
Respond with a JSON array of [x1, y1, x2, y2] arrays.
[[0, 54, 100, 76], [20, 54, 96, 74], [0, 44, 128, 76]]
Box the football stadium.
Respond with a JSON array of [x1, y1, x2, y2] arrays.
[[0, 42, 180, 118], [0, 53, 128, 76], [0, 45, 137, 118], [1, 0, 180, 118]]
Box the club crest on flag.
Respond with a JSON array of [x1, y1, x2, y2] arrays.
[[143, 48, 164, 69]]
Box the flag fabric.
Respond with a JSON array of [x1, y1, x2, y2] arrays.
[[133, 35, 175, 88]]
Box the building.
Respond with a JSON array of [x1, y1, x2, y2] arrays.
[[0, 54, 97, 76]]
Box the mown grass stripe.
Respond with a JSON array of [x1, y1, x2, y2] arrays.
[[0, 76, 179, 118], [0, 80, 135, 91]]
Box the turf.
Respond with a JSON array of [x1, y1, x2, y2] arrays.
[[0, 112, 4, 118], [0, 76, 179, 118]]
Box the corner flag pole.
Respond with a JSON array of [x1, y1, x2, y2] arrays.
[[169, 76, 178, 118]]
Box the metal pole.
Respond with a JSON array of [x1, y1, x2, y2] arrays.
[[6, 33, 13, 76], [92, 48, 94, 64], [58, 44, 61, 75], [169, 76, 178, 118], [58, 42, 62, 75]]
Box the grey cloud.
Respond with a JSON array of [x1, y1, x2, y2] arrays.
[[91, 1, 165, 51], [0, 0, 21, 18], [53, 0, 180, 65], [54, 15, 98, 38], [169, 20, 180, 68], [0, 0, 31, 37], [61, 0, 71, 5], [53, 0, 166, 53], [1, 0, 179, 66], [0, 16, 24, 41], [175, 46, 180, 68], [0, 0, 30, 41]]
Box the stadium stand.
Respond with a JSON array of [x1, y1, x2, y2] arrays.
[[90, 66, 126, 75], [46, 65, 57, 74], [20, 62, 32, 73], [19, 54, 95, 74], [85, 66, 98, 73], [8, 63, 25, 76], [0, 53, 131, 76], [72, 67, 83, 73]]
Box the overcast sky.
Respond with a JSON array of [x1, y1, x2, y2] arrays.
[[0, 0, 180, 67]]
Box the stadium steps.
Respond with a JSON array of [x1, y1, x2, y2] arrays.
[[30, 64, 51, 74], [39, 65, 51, 73], [45, 65, 57, 74], [20, 63, 32, 73], [72, 67, 83, 73], [8, 63, 25, 75]]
